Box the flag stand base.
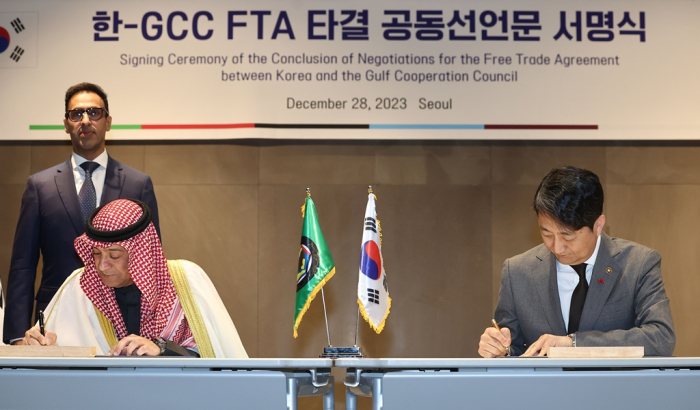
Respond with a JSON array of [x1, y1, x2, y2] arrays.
[[319, 346, 363, 358]]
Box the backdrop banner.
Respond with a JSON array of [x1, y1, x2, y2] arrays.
[[0, 0, 698, 141]]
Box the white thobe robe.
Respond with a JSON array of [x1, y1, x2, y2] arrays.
[[43, 260, 247, 358]]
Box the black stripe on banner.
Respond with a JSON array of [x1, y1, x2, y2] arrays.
[[255, 123, 369, 129], [365, 221, 377, 229], [365, 226, 377, 233]]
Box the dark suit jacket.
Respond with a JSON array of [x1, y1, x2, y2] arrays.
[[3, 156, 159, 343], [495, 233, 675, 356]]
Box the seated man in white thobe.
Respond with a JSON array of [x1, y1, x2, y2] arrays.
[[21, 198, 247, 358]]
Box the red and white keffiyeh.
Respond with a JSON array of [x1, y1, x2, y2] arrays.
[[74, 199, 194, 347]]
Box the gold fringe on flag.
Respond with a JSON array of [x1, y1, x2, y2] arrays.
[[293, 267, 336, 338], [358, 295, 392, 334]]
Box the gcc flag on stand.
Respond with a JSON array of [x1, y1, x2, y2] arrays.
[[294, 193, 335, 338], [357, 192, 391, 333]]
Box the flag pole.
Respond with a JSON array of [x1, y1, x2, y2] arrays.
[[321, 287, 332, 347]]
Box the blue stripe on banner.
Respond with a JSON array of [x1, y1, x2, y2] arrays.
[[369, 124, 485, 130]]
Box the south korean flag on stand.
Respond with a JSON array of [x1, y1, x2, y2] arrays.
[[357, 190, 391, 334]]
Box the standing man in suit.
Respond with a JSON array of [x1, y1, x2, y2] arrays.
[[478, 166, 675, 357], [3, 82, 160, 345]]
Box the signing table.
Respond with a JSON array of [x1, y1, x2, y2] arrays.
[[0, 357, 334, 410], [336, 357, 700, 410]]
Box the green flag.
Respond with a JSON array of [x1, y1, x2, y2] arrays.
[[294, 195, 335, 338]]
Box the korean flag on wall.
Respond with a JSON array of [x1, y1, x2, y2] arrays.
[[0, 13, 38, 68], [357, 191, 391, 334]]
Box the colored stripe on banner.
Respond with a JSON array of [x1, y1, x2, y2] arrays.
[[141, 123, 255, 129], [29, 125, 143, 130], [29, 125, 64, 130], [484, 125, 598, 130], [370, 124, 484, 130], [256, 123, 368, 129], [30, 123, 599, 130]]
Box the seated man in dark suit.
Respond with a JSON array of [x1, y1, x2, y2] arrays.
[[479, 166, 675, 357], [3, 82, 159, 344]]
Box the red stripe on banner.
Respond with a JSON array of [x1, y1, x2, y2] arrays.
[[484, 125, 598, 130], [141, 123, 256, 129]]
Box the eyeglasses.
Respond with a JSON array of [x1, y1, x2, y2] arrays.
[[65, 107, 109, 122]]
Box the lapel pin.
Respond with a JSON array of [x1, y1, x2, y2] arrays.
[[598, 278, 605, 284], [605, 267, 613, 274]]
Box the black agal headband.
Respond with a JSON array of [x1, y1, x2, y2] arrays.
[[85, 199, 152, 242]]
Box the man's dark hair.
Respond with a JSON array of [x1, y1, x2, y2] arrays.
[[533, 166, 604, 231], [64, 82, 109, 113]]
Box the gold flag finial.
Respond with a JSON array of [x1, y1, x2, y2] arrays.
[[301, 188, 311, 217], [368, 185, 373, 194]]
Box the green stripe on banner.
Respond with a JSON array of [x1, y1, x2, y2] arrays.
[[112, 125, 142, 129], [29, 125, 63, 130], [30, 125, 142, 130]]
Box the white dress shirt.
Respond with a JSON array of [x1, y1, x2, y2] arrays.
[[556, 235, 602, 331], [71, 150, 109, 207]]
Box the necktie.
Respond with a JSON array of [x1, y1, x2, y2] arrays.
[[79, 161, 100, 224], [568, 263, 588, 334]]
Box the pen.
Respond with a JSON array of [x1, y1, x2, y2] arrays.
[[491, 319, 511, 356], [39, 310, 45, 337]]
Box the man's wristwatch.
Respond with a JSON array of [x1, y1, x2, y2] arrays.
[[151, 337, 167, 356], [567, 333, 577, 347]]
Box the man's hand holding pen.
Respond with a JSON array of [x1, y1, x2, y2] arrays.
[[21, 325, 57, 346], [18, 310, 56, 346], [478, 320, 512, 358]]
